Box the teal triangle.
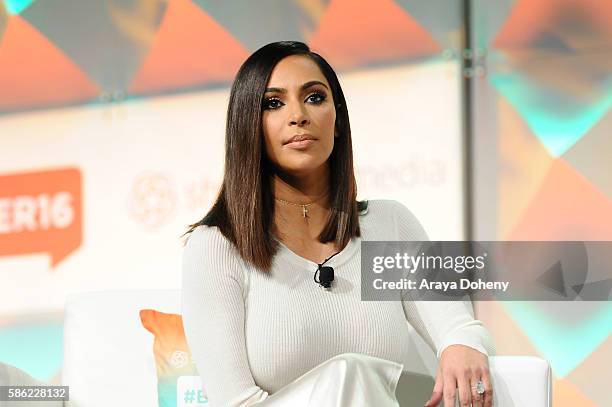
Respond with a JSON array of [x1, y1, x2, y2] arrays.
[[0, 321, 63, 382], [490, 73, 612, 157], [5, 0, 36, 15], [4, 0, 36, 15], [502, 301, 612, 377]]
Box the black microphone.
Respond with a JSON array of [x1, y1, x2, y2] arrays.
[[314, 251, 341, 288], [318, 266, 334, 288]]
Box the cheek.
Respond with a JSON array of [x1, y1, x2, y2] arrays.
[[308, 107, 336, 154], [315, 106, 336, 136], [261, 114, 284, 158]]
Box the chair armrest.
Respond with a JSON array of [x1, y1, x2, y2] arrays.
[[395, 356, 551, 406], [0, 362, 44, 387], [0, 362, 68, 406], [489, 356, 551, 407]]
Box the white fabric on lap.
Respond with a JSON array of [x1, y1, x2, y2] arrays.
[[257, 353, 403, 407]]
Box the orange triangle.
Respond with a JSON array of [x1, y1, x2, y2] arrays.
[[494, 0, 612, 49], [567, 337, 612, 406], [508, 158, 612, 240], [493, 0, 557, 48], [308, 0, 440, 69], [552, 378, 597, 407], [0, 16, 99, 111], [129, 0, 249, 94]]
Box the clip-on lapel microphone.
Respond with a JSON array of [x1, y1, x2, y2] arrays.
[[314, 251, 341, 288]]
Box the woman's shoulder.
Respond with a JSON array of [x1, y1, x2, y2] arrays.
[[359, 199, 413, 218], [360, 199, 428, 240], [182, 224, 247, 281], [184, 224, 240, 258], [185, 223, 220, 243]]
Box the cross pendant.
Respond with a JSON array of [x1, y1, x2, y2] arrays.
[[302, 205, 308, 218]]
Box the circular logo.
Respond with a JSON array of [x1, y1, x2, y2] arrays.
[[169, 350, 189, 368], [128, 173, 176, 231]]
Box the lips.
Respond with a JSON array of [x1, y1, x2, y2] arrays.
[[284, 134, 316, 145]]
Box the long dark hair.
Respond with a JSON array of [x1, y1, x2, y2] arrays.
[[184, 41, 364, 272]]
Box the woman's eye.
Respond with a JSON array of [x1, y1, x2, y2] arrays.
[[263, 92, 326, 110], [307, 92, 326, 104], [263, 98, 283, 110]]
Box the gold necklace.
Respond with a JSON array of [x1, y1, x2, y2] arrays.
[[275, 192, 329, 218]]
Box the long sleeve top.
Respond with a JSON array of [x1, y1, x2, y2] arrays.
[[181, 199, 495, 406]]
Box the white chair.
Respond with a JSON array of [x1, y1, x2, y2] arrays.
[[61, 290, 551, 407]]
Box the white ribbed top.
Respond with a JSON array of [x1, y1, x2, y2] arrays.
[[181, 200, 495, 407]]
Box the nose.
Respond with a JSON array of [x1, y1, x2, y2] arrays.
[[290, 117, 309, 126], [288, 103, 310, 127]]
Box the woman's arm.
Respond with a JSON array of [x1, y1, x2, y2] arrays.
[[400, 298, 495, 358], [391, 200, 495, 406], [390, 199, 495, 357], [181, 226, 269, 407]]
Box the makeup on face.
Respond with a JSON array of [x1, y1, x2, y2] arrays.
[[263, 81, 330, 112]]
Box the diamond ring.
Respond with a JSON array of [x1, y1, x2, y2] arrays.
[[472, 380, 486, 395]]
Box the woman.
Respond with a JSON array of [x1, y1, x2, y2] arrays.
[[182, 41, 495, 407]]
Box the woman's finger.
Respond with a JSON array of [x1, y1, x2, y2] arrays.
[[470, 374, 484, 407], [481, 369, 493, 407], [443, 372, 457, 407], [424, 367, 444, 407], [456, 375, 472, 407]]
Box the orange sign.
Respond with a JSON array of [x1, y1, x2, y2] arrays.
[[0, 168, 82, 267]]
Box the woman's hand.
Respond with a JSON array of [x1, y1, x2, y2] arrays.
[[423, 344, 492, 407]]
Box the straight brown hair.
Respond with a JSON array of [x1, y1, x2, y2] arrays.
[[183, 41, 365, 272]]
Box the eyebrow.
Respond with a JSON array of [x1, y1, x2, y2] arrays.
[[265, 80, 329, 94]]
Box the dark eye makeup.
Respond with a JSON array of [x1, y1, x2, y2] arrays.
[[262, 91, 327, 111]]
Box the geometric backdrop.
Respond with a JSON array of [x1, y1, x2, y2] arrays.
[[1, 0, 457, 113], [1, 1, 610, 405], [473, 1, 612, 405]]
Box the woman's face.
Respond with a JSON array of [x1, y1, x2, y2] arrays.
[[261, 55, 336, 177]]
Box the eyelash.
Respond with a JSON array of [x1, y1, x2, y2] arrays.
[[263, 92, 327, 110]]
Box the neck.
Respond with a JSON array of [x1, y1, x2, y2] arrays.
[[271, 164, 331, 240], [272, 165, 329, 203]]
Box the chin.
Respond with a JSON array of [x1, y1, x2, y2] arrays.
[[279, 159, 328, 176], [282, 165, 320, 176]]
